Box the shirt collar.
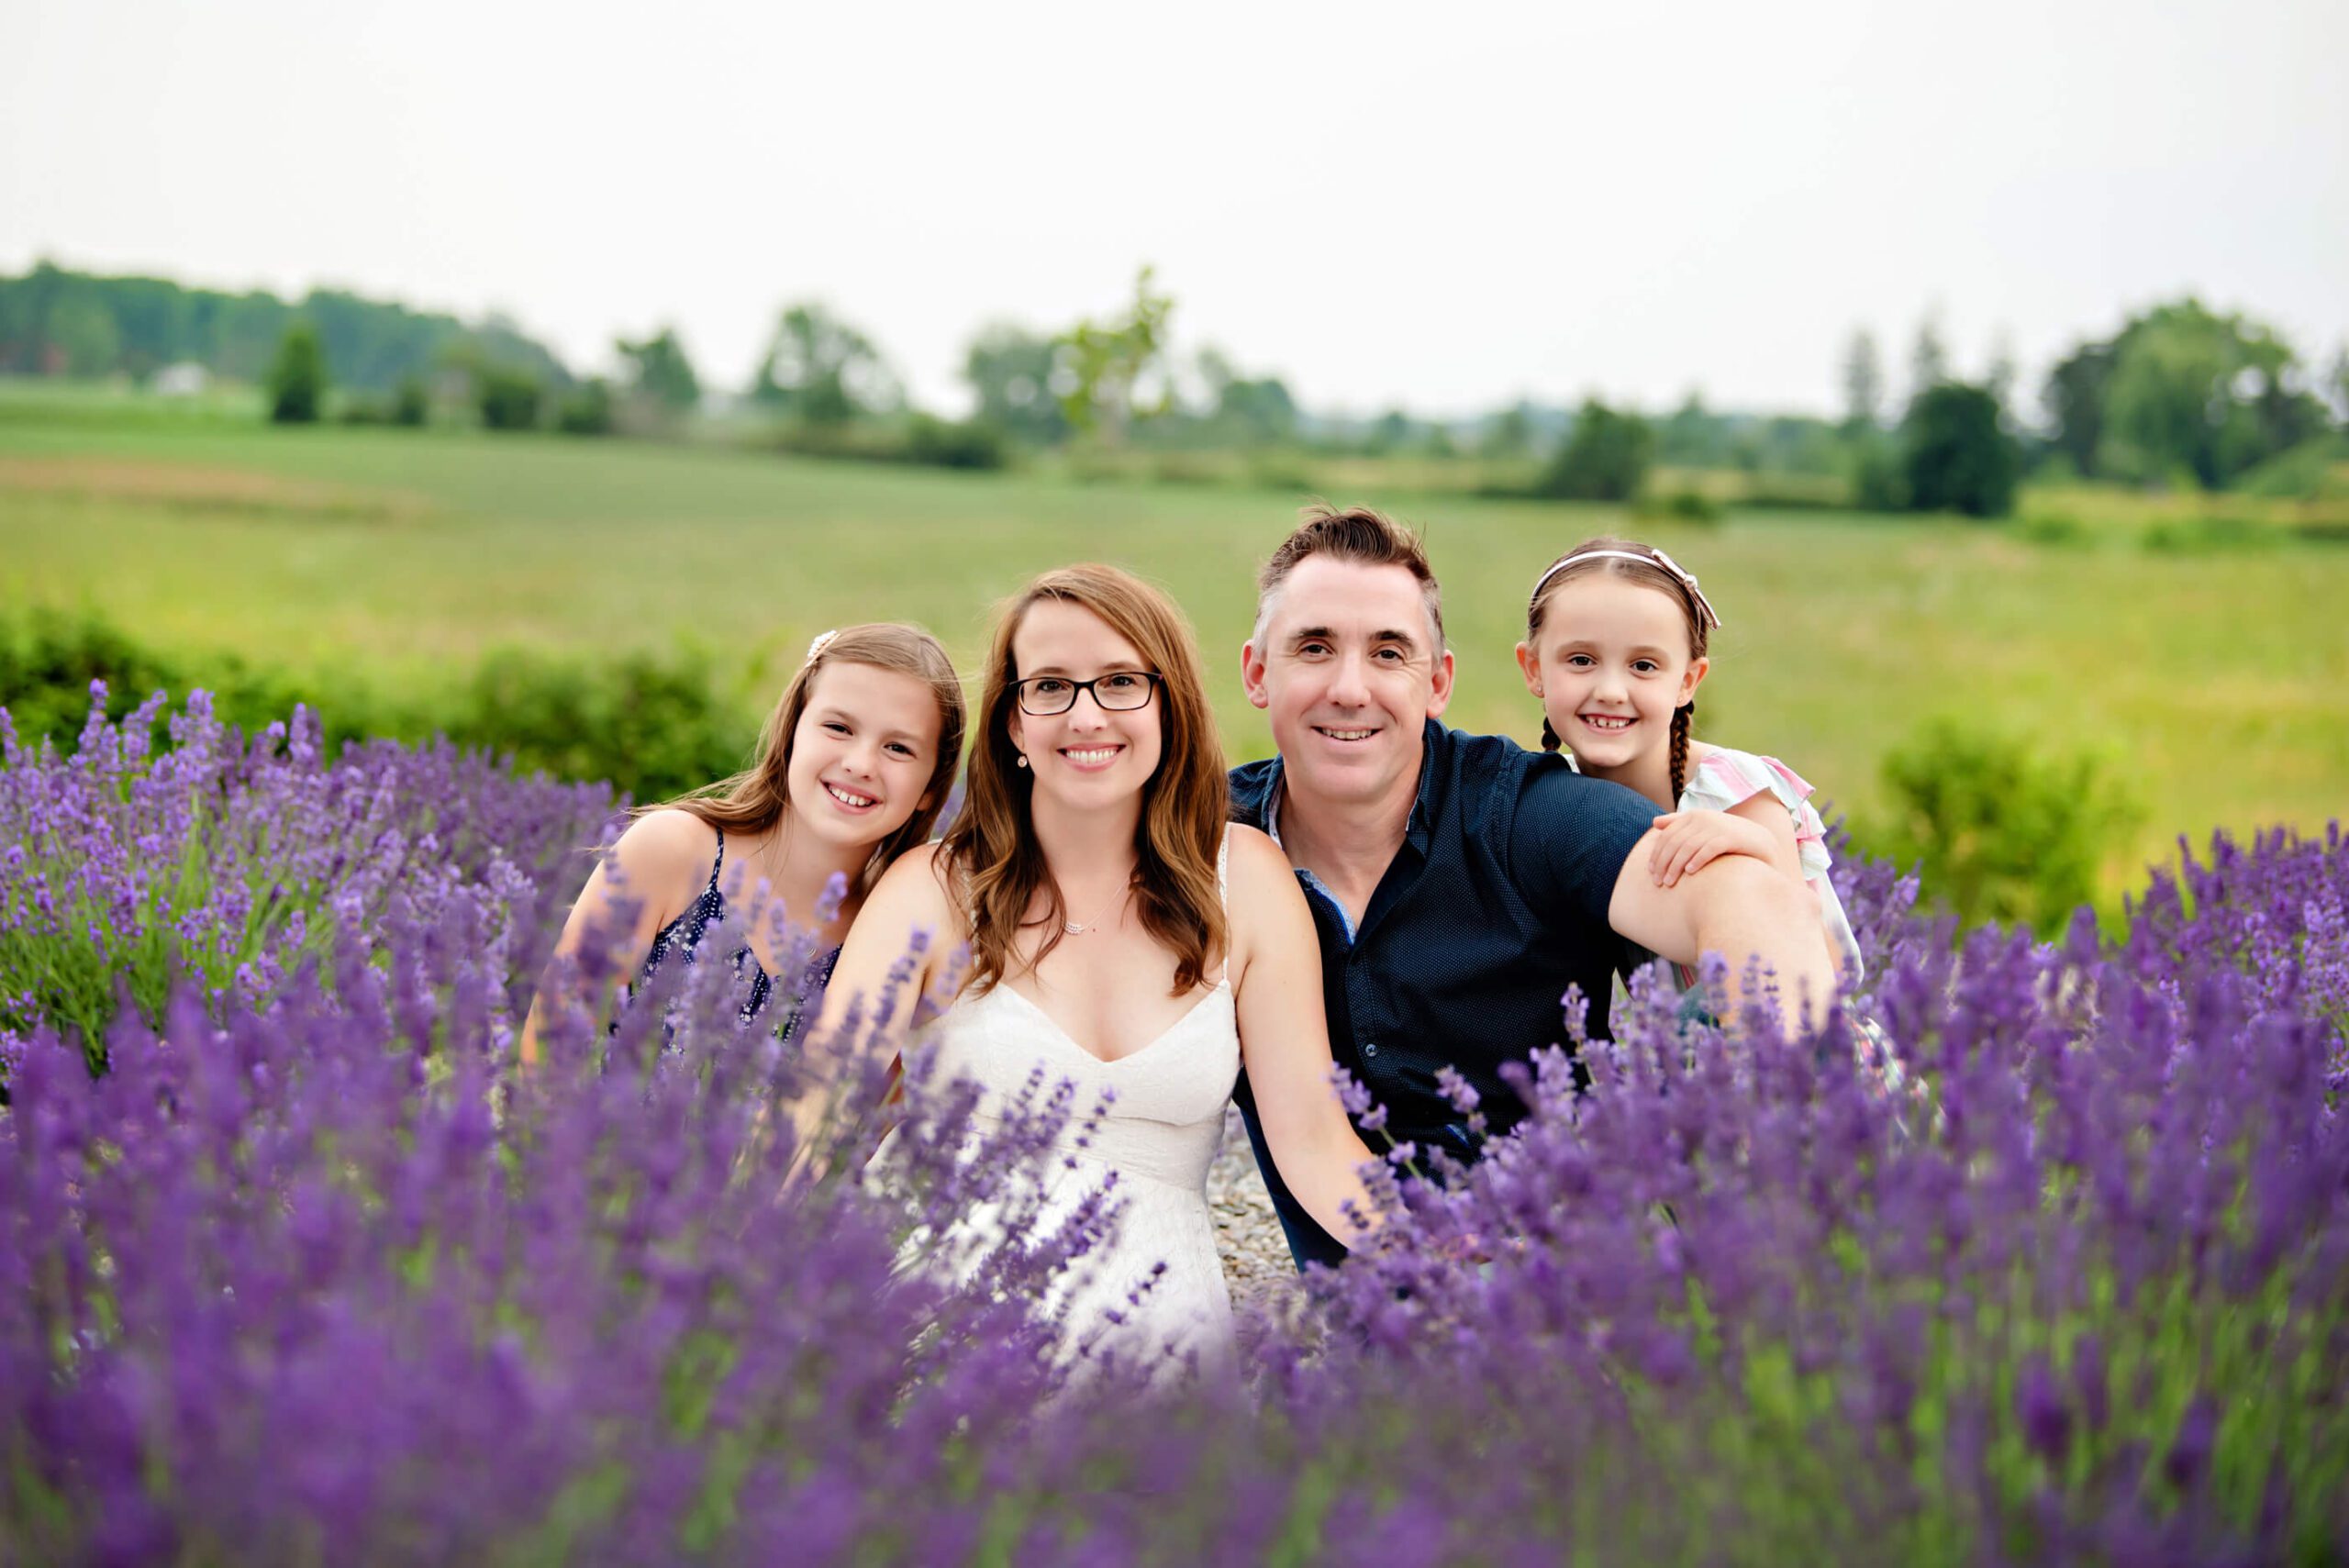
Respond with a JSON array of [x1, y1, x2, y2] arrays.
[[1262, 719, 1442, 857]]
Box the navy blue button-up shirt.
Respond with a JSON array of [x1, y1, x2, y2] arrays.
[[1230, 719, 1656, 1268]]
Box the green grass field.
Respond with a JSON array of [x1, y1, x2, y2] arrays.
[[4, 397, 2344, 891]]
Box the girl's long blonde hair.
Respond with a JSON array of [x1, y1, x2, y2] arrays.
[[648, 623, 966, 895], [942, 565, 1228, 997]]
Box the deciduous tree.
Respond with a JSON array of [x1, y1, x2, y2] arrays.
[[617, 327, 701, 417], [265, 322, 327, 425], [1536, 398, 1653, 502], [753, 305, 895, 426], [1054, 266, 1174, 447], [1901, 381, 2019, 517], [964, 323, 1068, 445]]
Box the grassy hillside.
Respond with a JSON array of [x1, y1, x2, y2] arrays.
[[4, 408, 2344, 887]]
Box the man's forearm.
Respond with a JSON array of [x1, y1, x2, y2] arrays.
[[1686, 857, 1837, 1033]]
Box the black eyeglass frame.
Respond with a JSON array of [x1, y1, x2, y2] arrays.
[[1009, 670, 1163, 717]]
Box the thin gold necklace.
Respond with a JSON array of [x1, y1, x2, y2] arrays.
[[1062, 882, 1130, 936]]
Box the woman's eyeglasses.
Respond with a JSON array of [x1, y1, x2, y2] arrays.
[[1012, 671, 1162, 717]]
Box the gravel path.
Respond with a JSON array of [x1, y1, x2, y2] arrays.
[[1206, 1103, 1297, 1317]]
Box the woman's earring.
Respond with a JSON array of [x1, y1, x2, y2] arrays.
[[1015, 753, 1029, 769], [1532, 684, 1544, 697]]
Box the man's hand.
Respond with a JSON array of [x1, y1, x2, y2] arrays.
[[1646, 809, 1779, 888]]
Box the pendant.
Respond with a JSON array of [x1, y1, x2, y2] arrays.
[[1063, 920, 1085, 936]]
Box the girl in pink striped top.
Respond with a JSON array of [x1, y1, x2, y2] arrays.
[[1516, 536, 1863, 990]]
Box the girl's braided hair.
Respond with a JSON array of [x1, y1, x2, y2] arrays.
[[1525, 536, 1714, 806]]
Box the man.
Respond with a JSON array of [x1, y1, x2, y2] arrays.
[[1229, 506, 1837, 1269]]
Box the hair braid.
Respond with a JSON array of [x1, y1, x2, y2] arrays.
[[1668, 699, 1695, 806]]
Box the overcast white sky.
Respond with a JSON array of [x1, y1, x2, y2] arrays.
[[4, 0, 2344, 419]]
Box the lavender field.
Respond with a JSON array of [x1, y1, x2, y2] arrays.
[[3, 689, 2346, 1565]]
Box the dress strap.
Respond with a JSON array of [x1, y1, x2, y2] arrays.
[[1215, 824, 1230, 909], [706, 828, 727, 895]]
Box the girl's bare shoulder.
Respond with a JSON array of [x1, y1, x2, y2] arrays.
[[867, 840, 962, 921], [598, 808, 719, 895]]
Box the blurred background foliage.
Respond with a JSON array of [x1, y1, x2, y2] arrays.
[[0, 607, 750, 808]]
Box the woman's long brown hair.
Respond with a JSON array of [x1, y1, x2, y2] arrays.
[[941, 565, 1228, 997], [643, 623, 966, 897]]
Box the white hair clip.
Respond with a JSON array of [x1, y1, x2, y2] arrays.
[[805, 628, 840, 662], [1531, 548, 1723, 629]]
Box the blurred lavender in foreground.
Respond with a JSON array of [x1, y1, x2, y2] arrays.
[[0, 683, 613, 1067], [2, 695, 2343, 1563]]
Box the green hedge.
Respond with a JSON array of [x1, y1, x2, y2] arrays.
[[0, 609, 756, 804]]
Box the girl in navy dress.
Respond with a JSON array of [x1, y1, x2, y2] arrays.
[[523, 624, 965, 1062]]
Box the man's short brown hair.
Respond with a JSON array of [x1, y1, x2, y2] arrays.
[[1253, 503, 1445, 649]]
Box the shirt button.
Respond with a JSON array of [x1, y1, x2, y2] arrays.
[[1363, 1041, 1379, 1058]]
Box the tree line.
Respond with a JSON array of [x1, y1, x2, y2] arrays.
[[14, 261, 2347, 517], [0, 262, 569, 393]]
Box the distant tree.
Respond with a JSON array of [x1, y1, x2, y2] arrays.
[[2329, 345, 2349, 429], [265, 322, 328, 425], [48, 292, 121, 377], [1908, 314, 1949, 409], [2043, 339, 2117, 478], [617, 327, 700, 417], [209, 292, 287, 382], [1757, 414, 1847, 475], [1364, 409, 1414, 455], [3, 263, 576, 392], [1536, 398, 1653, 502], [392, 375, 429, 428], [1986, 328, 2017, 407], [1900, 381, 2019, 517], [1481, 402, 1536, 461], [1850, 434, 1906, 512], [2242, 363, 2327, 473], [556, 377, 615, 436], [1197, 347, 1297, 445], [2100, 306, 2238, 484], [2098, 300, 2321, 487], [1055, 266, 1174, 447], [2044, 299, 2320, 487], [1656, 393, 1729, 467], [1221, 375, 1299, 444], [753, 304, 895, 427], [477, 367, 543, 431], [964, 323, 1069, 445], [1840, 328, 1884, 431]]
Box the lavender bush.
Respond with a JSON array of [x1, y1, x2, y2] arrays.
[[0, 684, 610, 1068], [3, 695, 2343, 1564]]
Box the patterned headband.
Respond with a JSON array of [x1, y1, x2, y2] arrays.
[[1530, 548, 1723, 630], [805, 628, 840, 663]]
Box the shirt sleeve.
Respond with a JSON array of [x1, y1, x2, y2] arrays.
[[1508, 759, 1659, 936], [1681, 747, 1834, 879]]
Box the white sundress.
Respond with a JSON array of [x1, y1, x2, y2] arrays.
[[895, 830, 1241, 1388]]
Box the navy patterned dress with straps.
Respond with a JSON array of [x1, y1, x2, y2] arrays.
[[639, 828, 839, 1038]]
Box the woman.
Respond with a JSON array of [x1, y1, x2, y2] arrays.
[[521, 624, 965, 1063], [812, 565, 1378, 1381]]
